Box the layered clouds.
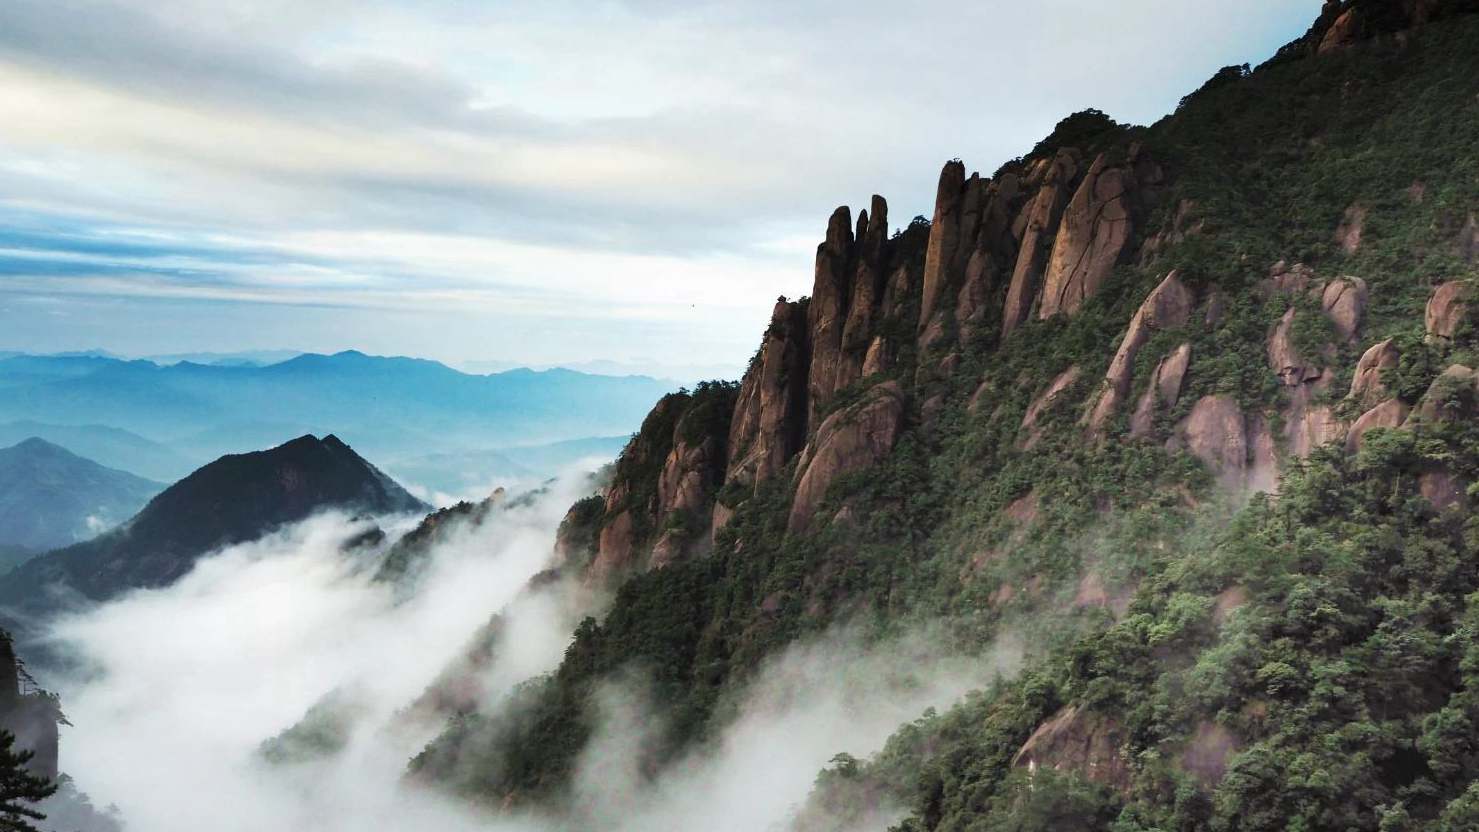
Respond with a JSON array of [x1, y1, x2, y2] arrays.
[[0, 0, 1312, 366], [42, 469, 1019, 831]]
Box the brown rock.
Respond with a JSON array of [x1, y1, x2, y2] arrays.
[[1004, 490, 1039, 524], [918, 161, 967, 348], [1321, 277, 1368, 342], [1013, 705, 1130, 792], [1284, 385, 1344, 459], [808, 206, 856, 422], [1346, 399, 1410, 452], [1334, 204, 1367, 254], [1129, 343, 1192, 438], [727, 300, 809, 487], [1246, 414, 1279, 494], [1087, 271, 1195, 433], [1318, 9, 1360, 53], [1426, 282, 1470, 341], [1268, 308, 1326, 387], [1172, 395, 1250, 491], [1350, 338, 1399, 408], [589, 509, 636, 582], [1039, 153, 1137, 320], [1020, 365, 1081, 449], [788, 382, 906, 533], [1003, 150, 1079, 337]]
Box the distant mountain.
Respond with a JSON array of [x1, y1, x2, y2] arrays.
[[142, 349, 306, 367], [0, 422, 199, 482], [0, 351, 675, 463], [0, 435, 427, 614], [0, 438, 161, 554]]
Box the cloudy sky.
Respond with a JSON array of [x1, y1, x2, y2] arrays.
[[0, 0, 1314, 376]]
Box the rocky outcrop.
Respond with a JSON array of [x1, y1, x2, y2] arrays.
[[788, 382, 906, 533], [727, 300, 810, 489], [1171, 395, 1277, 492], [1130, 343, 1193, 438], [1086, 271, 1195, 433], [1180, 722, 1239, 787], [1039, 152, 1141, 320], [1322, 277, 1369, 343], [808, 207, 859, 424], [1013, 705, 1131, 792], [1350, 338, 1399, 409], [1172, 396, 1249, 491], [1020, 366, 1082, 449], [1346, 399, 1410, 451], [1003, 151, 1080, 336], [589, 385, 737, 581], [917, 162, 968, 349], [1426, 282, 1470, 342]]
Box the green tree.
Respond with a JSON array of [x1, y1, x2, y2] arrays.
[[0, 731, 55, 832]]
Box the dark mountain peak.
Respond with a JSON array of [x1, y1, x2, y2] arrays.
[[9, 437, 66, 455], [0, 435, 427, 613]]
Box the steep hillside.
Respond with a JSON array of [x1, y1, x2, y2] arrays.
[[0, 435, 426, 615], [0, 422, 196, 482], [0, 438, 161, 554], [411, 2, 1479, 828]]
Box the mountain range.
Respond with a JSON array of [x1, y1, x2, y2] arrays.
[[0, 350, 675, 468], [0, 438, 161, 559]]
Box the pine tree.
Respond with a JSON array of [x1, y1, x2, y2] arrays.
[[0, 731, 55, 832]]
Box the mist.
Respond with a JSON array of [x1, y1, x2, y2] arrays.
[[40, 473, 1016, 832]]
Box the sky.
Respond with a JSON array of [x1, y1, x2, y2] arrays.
[[0, 0, 1317, 377]]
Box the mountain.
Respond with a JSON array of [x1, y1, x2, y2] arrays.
[[0, 422, 198, 482], [406, 4, 1479, 829], [0, 351, 675, 464], [0, 439, 162, 555], [0, 435, 426, 614]]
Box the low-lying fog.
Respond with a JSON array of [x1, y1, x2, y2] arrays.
[[42, 474, 1018, 831]]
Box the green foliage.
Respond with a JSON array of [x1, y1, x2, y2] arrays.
[[0, 731, 55, 832]]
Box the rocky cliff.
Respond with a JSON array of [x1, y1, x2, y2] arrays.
[[419, 5, 1479, 828]]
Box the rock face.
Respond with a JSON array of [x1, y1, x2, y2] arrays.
[[1130, 343, 1193, 438], [1038, 152, 1141, 320], [1003, 151, 1080, 336], [1426, 282, 1470, 341], [1020, 366, 1082, 449], [1086, 271, 1195, 433], [1346, 399, 1410, 451], [588, 385, 738, 581], [727, 300, 811, 489], [1013, 705, 1131, 793], [1409, 364, 1479, 425], [1350, 338, 1400, 409], [1173, 396, 1253, 491], [788, 382, 906, 533]]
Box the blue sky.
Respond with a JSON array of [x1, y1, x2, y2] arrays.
[[0, 0, 1316, 376]]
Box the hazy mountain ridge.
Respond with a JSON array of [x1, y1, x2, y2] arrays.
[[0, 350, 676, 465], [0, 438, 161, 555]]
